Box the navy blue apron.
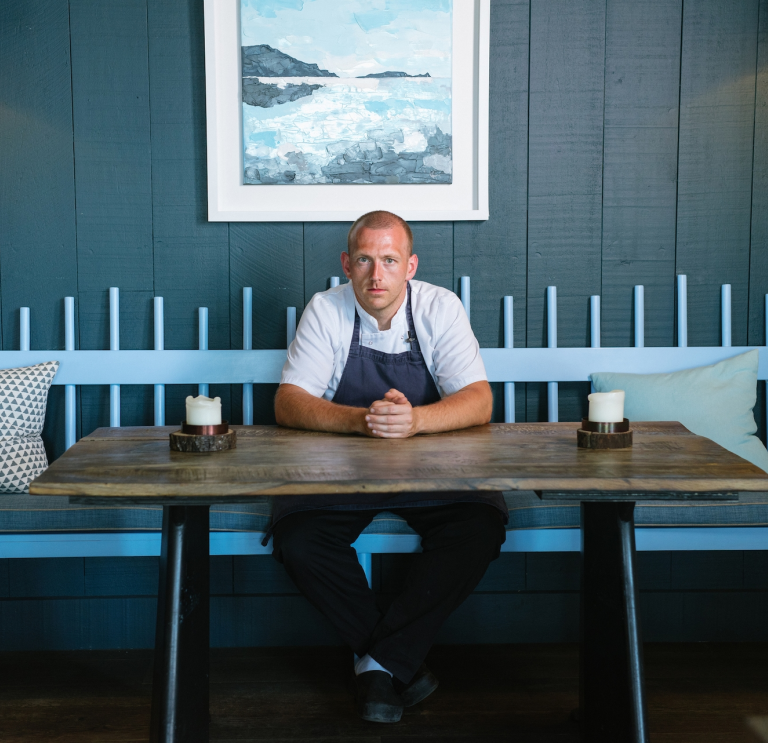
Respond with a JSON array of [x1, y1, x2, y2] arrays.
[[268, 283, 508, 535]]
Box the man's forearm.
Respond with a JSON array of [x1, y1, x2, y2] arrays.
[[413, 381, 493, 434], [275, 384, 368, 434]]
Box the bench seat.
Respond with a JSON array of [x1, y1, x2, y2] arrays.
[[3, 491, 767, 536]]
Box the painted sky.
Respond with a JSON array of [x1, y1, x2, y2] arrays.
[[240, 0, 452, 79]]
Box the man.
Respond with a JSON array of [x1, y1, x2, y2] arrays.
[[273, 210, 507, 723]]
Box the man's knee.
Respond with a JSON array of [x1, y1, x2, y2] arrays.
[[420, 503, 506, 558], [462, 504, 506, 556]]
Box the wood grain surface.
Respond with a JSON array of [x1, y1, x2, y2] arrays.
[[28, 422, 768, 499]]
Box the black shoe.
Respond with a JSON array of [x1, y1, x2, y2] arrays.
[[393, 664, 439, 707], [355, 670, 404, 723]]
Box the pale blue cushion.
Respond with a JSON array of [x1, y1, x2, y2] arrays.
[[591, 350, 768, 473]]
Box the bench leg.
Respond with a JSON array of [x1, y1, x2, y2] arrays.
[[580, 501, 648, 743], [150, 505, 210, 743]]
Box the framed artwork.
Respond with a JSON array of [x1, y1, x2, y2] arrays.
[[203, 0, 489, 221]]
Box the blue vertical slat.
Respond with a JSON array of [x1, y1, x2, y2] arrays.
[[64, 297, 76, 449], [677, 274, 688, 348], [634, 286, 645, 348], [357, 552, 372, 589], [286, 306, 297, 347], [242, 287, 253, 425], [330, 276, 340, 288], [503, 296, 514, 423], [547, 286, 558, 422], [198, 307, 209, 397], [19, 308, 30, 351], [460, 276, 470, 321], [590, 295, 601, 348], [153, 297, 165, 426], [109, 287, 120, 427], [721, 284, 732, 347], [589, 295, 600, 393]]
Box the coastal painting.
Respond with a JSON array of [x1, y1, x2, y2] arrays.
[[240, 0, 452, 185]]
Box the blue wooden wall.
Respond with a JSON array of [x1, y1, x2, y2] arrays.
[[1, 0, 767, 649]]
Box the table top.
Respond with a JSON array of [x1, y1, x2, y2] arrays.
[[28, 422, 768, 500]]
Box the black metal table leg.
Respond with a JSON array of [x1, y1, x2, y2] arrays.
[[150, 505, 210, 743], [580, 501, 648, 743]]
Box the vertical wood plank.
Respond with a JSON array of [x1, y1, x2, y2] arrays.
[[751, 0, 768, 444], [676, 0, 759, 346], [454, 0, 529, 422], [526, 0, 606, 421], [70, 0, 154, 293], [0, 0, 79, 352], [148, 0, 232, 426], [749, 0, 768, 351], [0, 0, 79, 462], [601, 0, 681, 348], [303, 224, 348, 306], [230, 224, 304, 424], [410, 223, 454, 291]]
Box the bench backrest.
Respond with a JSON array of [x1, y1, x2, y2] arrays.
[[1, 276, 765, 449]]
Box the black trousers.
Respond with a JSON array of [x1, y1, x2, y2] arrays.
[[272, 502, 506, 683]]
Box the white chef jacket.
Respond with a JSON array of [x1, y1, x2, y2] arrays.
[[280, 279, 487, 400]]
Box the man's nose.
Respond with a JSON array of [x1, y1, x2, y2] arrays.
[[371, 260, 383, 281]]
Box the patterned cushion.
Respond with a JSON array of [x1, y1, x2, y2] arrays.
[[0, 361, 59, 493]]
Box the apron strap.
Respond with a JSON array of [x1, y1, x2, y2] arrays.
[[405, 283, 423, 355]]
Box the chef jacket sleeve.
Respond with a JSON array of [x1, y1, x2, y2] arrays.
[[280, 295, 337, 398], [431, 292, 488, 397]]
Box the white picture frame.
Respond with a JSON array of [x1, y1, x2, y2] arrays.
[[203, 0, 490, 222]]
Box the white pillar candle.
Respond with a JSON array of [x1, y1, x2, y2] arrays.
[[588, 390, 625, 423], [186, 395, 222, 425]]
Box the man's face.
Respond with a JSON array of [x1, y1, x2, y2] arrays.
[[341, 225, 418, 320]]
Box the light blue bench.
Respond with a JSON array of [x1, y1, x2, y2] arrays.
[[1, 276, 768, 586]]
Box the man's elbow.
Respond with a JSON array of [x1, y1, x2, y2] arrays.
[[274, 386, 291, 426], [479, 382, 493, 423]]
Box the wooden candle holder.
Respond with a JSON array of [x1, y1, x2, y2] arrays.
[[577, 418, 633, 450], [169, 421, 236, 452]]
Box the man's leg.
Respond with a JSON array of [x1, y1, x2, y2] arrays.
[[367, 502, 506, 683], [272, 508, 381, 656]]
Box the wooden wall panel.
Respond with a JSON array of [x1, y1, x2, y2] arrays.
[[526, 0, 606, 422], [0, 0, 79, 353], [601, 0, 681, 348], [230, 224, 304, 423], [69, 0, 154, 293], [303, 224, 349, 305], [454, 0, 529, 351], [676, 0, 759, 347], [0, 0, 80, 460], [454, 1, 529, 422], [750, 0, 768, 350], [751, 0, 768, 441], [148, 0, 232, 426]]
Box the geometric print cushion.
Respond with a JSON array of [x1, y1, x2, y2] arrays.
[[0, 437, 50, 493], [0, 361, 59, 435], [0, 361, 59, 493]]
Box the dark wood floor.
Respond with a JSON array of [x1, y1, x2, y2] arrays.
[[0, 643, 766, 742]]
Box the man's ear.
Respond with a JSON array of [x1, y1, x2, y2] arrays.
[[341, 251, 351, 278], [406, 253, 419, 280]]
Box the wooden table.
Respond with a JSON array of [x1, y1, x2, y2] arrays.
[[30, 422, 768, 743]]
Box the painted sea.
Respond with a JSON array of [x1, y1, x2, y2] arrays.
[[239, 0, 453, 186], [243, 76, 452, 185]]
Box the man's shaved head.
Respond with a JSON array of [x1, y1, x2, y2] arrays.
[[347, 211, 413, 256]]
